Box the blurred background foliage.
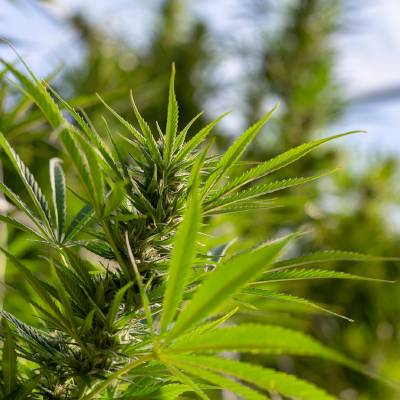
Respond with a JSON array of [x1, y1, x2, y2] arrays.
[[2, 0, 400, 398]]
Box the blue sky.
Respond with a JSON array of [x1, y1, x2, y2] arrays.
[[1, 0, 400, 159]]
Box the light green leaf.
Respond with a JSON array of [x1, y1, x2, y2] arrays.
[[1, 311, 60, 354], [164, 64, 178, 163], [167, 234, 292, 340], [0, 132, 53, 232], [168, 323, 347, 364], [152, 383, 193, 400], [204, 200, 277, 216], [205, 170, 334, 212], [159, 185, 201, 334], [60, 129, 94, 202], [202, 104, 278, 196], [0, 214, 43, 239], [166, 356, 267, 400], [76, 134, 104, 212], [240, 288, 353, 321], [64, 203, 93, 241], [255, 268, 393, 283], [176, 308, 238, 343], [0, 182, 43, 233], [50, 89, 120, 176], [97, 94, 145, 144], [165, 363, 210, 400], [175, 112, 203, 149], [271, 250, 398, 270], [130, 91, 161, 163], [2, 60, 64, 128], [169, 355, 335, 400], [49, 158, 66, 240], [208, 131, 360, 201], [175, 113, 228, 163]]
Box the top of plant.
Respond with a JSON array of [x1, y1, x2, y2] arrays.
[[0, 59, 394, 399]]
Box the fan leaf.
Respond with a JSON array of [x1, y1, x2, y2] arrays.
[[159, 185, 201, 334], [0, 132, 53, 232], [202, 104, 278, 196], [167, 234, 292, 339], [168, 355, 335, 400]]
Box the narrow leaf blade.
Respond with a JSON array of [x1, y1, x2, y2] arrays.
[[164, 64, 178, 163], [168, 234, 292, 339], [159, 186, 201, 333], [49, 158, 66, 240]]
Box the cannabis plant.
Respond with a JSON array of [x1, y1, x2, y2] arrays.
[[0, 60, 394, 399]]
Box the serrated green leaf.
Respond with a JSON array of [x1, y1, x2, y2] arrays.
[[202, 104, 278, 196], [125, 232, 154, 333], [49, 87, 120, 176], [168, 323, 347, 364], [169, 355, 335, 400], [166, 356, 266, 400], [167, 234, 292, 340], [50, 261, 79, 336], [105, 122, 130, 178], [164, 64, 178, 163], [204, 200, 277, 216], [1, 311, 60, 354], [176, 308, 238, 343], [49, 158, 66, 240], [0, 214, 43, 239], [255, 268, 393, 283], [76, 134, 104, 212], [52, 261, 89, 313], [2, 60, 64, 128], [175, 113, 228, 163], [0, 132, 53, 232], [60, 129, 94, 202], [208, 131, 360, 201], [205, 170, 333, 212], [151, 383, 193, 400], [130, 91, 161, 163], [97, 94, 145, 144], [81, 240, 114, 259], [271, 250, 398, 270], [240, 288, 353, 321], [159, 185, 201, 334], [175, 112, 203, 149], [64, 203, 94, 242], [0, 182, 44, 234]]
